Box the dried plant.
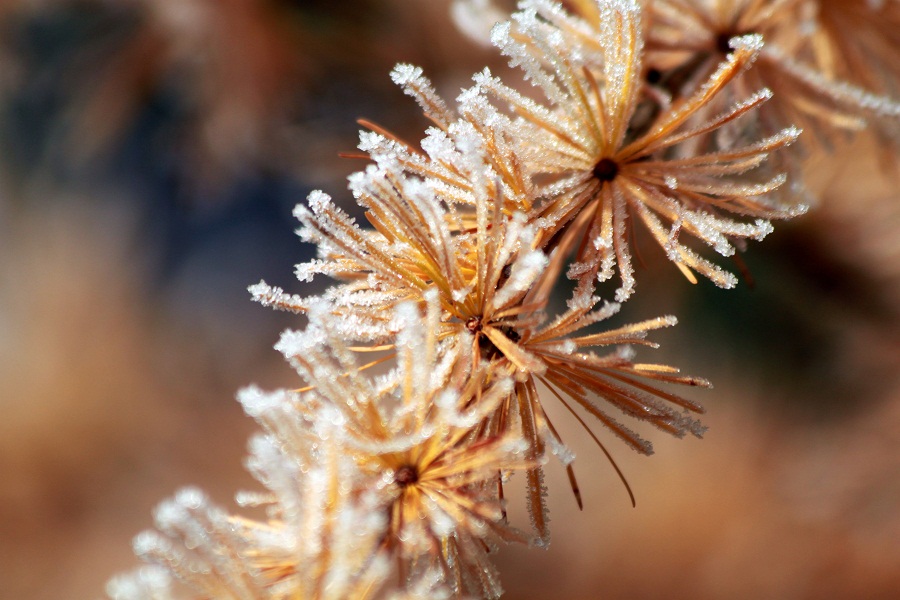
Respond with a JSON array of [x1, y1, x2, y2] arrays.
[[107, 0, 900, 598]]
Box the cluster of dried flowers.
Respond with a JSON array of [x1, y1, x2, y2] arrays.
[[107, 0, 900, 598]]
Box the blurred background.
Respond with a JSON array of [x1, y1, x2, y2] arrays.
[[1, 1, 898, 598]]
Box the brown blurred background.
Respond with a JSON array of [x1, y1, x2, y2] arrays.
[[1, 2, 899, 599]]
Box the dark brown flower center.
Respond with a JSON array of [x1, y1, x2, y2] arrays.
[[466, 317, 521, 360], [394, 465, 418, 487], [499, 263, 513, 285], [465, 316, 482, 333], [593, 158, 619, 183], [501, 326, 521, 344]]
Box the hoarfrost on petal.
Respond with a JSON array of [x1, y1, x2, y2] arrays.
[[452, 0, 508, 46], [237, 385, 287, 418], [132, 530, 169, 559], [304, 189, 333, 214], [106, 566, 173, 600]]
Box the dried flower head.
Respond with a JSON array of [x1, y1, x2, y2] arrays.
[[811, 0, 900, 98], [457, 287, 710, 543], [270, 293, 533, 598], [644, 0, 900, 156], [478, 0, 802, 299], [252, 137, 549, 345], [107, 434, 392, 600], [360, 63, 539, 217]]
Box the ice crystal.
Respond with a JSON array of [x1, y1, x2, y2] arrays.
[[451, 0, 509, 46], [106, 566, 173, 600]]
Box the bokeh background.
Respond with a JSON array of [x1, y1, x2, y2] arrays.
[[1, 1, 899, 598]]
